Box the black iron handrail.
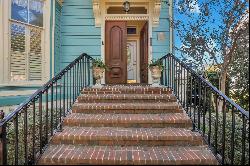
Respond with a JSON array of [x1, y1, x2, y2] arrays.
[[160, 53, 249, 165], [0, 53, 94, 165]]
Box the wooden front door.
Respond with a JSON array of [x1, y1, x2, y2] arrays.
[[105, 21, 127, 84], [140, 22, 148, 84]]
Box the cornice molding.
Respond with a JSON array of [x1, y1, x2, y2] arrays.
[[105, 15, 149, 21], [92, 0, 161, 27]]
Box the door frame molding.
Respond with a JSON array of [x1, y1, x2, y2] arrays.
[[100, 1, 157, 84]]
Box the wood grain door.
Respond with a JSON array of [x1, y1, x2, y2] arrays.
[[105, 21, 127, 84], [140, 22, 148, 84]]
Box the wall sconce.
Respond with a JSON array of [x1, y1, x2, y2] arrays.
[[123, 1, 130, 13]]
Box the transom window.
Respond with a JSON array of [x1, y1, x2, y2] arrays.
[[10, 0, 44, 82]]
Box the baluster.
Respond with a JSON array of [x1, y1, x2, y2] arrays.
[[45, 90, 49, 144], [39, 93, 43, 154], [51, 84, 54, 136], [193, 78, 197, 130], [241, 115, 246, 165], [87, 58, 91, 86], [72, 66, 75, 103], [63, 75, 66, 117], [0, 110, 7, 165], [14, 114, 18, 165], [230, 106, 235, 165], [208, 89, 212, 145], [66, 71, 69, 112], [202, 85, 206, 136], [59, 77, 62, 132], [221, 99, 226, 164], [69, 68, 72, 107], [32, 100, 36, 161], [214, 94, 219, 154], [183, 68, 186, 110], [55, 81, 58, 128], [23, 107, 28, 165], [198, 80, 202, 130], [180, 64, 183, 105]]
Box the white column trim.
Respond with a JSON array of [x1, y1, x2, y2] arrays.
[[0, 0, 3, 83], [169, 0, 173, 54]]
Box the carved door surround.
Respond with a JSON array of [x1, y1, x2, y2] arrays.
[[92, 0, 162, 84]]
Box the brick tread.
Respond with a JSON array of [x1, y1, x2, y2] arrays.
[[63, 113, 192, 128], [38, 145, 218, 165], [73, 102, 181, 111], [38, 85, 218, 165], [82, 86, 172, 95], [78, 94, 177, 103], [51, 127, 204, 146]]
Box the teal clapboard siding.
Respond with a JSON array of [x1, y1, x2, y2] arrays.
[[60, 0, 101, 69], [152, 3, 170, 59], [54, 1, 62, 74]]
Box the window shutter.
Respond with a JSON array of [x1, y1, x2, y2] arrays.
[[29, 27, 42, 81], [10, 22, 43, 82], [10, 23, 27, 81]]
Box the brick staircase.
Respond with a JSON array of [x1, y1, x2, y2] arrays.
[[38, 85, 218, 165]]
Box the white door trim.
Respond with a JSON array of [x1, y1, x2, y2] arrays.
[[99, 0, 155, 84]]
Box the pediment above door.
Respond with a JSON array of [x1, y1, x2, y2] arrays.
[[92, 0, 162, 27]]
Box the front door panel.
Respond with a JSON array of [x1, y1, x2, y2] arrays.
[[105, 21, 127, 84]]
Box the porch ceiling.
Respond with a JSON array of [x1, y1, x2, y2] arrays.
[[92, 0, 162, 27]]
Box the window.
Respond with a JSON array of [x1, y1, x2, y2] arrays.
[[127, 27, 137, 35], [10, 0, 44, 82]]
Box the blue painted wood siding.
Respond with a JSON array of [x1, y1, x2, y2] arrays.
[[60, 0, 101, 70], [152, 3, 170, 59], [54, 1, 62, 74], [59, 0, 170, 68]]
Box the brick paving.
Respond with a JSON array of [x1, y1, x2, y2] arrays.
[[38, 85, 218, 165]]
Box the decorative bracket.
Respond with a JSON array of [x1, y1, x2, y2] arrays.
[[92, 0, 101, 27], [152, 0, 162, 27]]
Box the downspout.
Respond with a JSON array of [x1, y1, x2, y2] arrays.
[[50, 0, 54, 78], [169, 0, 174, 54]]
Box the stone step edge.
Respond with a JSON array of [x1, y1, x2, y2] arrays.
[[72, 103, 181, 110], [78, 94, 177, 101], [51, 127, 203, 143], [63, 113, 192, 124], [38, 145, 218, 165]]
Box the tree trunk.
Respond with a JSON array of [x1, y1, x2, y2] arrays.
[[219, 72, 227, 95], [218, 71, 227, 112]]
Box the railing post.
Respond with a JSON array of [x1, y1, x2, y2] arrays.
[[0, 110, 7, 165]]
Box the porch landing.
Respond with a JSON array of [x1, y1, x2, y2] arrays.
[[38, 85, 218, 165]]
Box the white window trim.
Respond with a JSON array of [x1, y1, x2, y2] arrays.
[[0, 0, 51, 86]]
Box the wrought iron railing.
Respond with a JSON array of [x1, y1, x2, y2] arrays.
[[0, 53, 93, 165], [160, 53, 249, 165]]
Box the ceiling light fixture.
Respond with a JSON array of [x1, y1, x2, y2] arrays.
[[123, 1, 130, 13]]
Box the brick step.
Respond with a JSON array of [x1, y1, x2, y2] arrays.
[[51, 127, 204, 146], [38, 145, 218, 165], [72, 103, 182, 114], [82, 86, 172, 95], [77, 94, 177, 103], [63, 113, 192, 128]]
